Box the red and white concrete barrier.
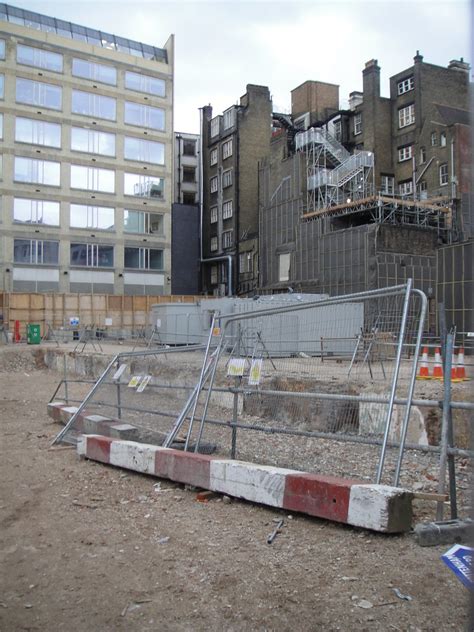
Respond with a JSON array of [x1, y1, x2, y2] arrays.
[[77, 434, 413, 533]]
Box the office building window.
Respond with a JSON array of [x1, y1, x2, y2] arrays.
[[15, 117, 61, 148], [210, 117, 219, 137], [72, 58, 116, 85], [72, 90, 116, 120], [210, 206, 218, 224], [354, 113, 362, 135], [333, 119, 342, 141], [210, 175, 218, 193], [439, 163, 449, 186], [222, 138, 233, 159], [0, 74, 4, 99], [381, 175, 394, 195], [14, 238, 59, 264], [124, 173, 164, 198], [0, 39, 5, 60], [397, 76, 414, 95], [14, 157, 60, 185], [70, 165, 115, 193], [420, 147, 426, 164], [222, 229, 233, 248], [222, 199, 233, 219], [398, 145, 413, 162], [210, 236, 218, 252], [431, 132, 438, 146], [16, 78, 62, 110], [182, 166, 195, 183], [239, 252, 253, 274], [124, 101, 165, 131], [13, 198, 60, 225], [124, 210, 163, 234], [279, 253, 290, 282], [70, 204, 115, 230], [124, 137, 164, 164], [210, 148, 217, 166], [71, 127, 115, 156], [398, 104, 415, 128], [183, 139, 196, 156], [222, 169, 233, 188], [223, 107, 235, 130], [125, 71, 165, 97], [70, 242, 114, 267], [17, 44, 63, 72], [0, 112, 3, 140], [210, 265, 218, 284], [183, 192, 195, 204], [124, 247, 163, 270], [398, 180, 413, 196], [440, 132, 447, 147]]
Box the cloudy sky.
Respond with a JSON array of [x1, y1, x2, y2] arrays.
[[9, 0, 472, 133]]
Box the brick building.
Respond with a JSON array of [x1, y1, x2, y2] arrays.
[[201, 85, 272, 296]]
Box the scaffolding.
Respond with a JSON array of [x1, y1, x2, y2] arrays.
[[296, 127, 375, 212]]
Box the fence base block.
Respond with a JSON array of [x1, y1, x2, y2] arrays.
[[77, 435, 413, 533]]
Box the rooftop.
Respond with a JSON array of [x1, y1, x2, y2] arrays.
[[0, 2, 167, 62]]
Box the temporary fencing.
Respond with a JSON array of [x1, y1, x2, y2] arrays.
[[51, 280, 473, 518]]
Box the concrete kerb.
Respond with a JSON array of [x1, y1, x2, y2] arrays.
[[77, 434, 414, 533], [47, 402, 139, 441]]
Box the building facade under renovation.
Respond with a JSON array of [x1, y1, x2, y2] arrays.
[[259, 54, 471, 329]]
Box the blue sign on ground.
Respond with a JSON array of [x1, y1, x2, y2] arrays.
[[441, 544, 473, 590]]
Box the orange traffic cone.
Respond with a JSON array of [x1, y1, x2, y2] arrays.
[[456, 348, 467, 380], [451, 352, 458, 380], [417, 347, 430, 379], [433, 348, 443, 379]]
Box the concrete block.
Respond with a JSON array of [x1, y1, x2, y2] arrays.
[[283, 473, 355, 523], [108, 423, 139, 441], [414, 519, 474, 547], [109, 440, 157, 475], [348, 484, 413, 533], [47, 402, 65, 421], [210, 460, 294, 507]]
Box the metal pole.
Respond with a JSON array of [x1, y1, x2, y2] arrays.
[[116, 359, 122, 420], [393, 288, 428, 486], [230, 380, 240, 459], [52, 353, 119, 445], [375, 279, 413, 484], [63, 353, 69, 405], [436, 333, 454, 520], [184, 314, 217, 451]]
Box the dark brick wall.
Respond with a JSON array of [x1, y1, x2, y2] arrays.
[[171, 203, 200, 295]]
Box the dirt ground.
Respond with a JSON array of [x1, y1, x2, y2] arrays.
[[0, 357, 472, 631]]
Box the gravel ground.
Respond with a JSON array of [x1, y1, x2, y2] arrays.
[[0, 347, 473, 631]]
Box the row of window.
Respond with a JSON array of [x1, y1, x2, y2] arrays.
[[8, 116, 165, 160], [7, 157, 166, 193], [381, 163, 449, 195], [0, 40, 166, 96], [210, 200, 233, 223], [11, 198, 164, 233], [209, 169, 233, 193], [210, 108, 236, 137], [5, 77, 166, 129], [13, 239, 164, 270], [210, 138, 233, 165], [354, 103, 416, 136], [210, 230, 233, 252], [398, 134, 448, 164]]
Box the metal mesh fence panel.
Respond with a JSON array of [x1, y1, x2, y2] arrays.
[[185, 283, 426, 484]]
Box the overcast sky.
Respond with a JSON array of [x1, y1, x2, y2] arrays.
[[9, 0, 472, 133]]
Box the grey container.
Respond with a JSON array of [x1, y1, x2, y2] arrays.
[[150, 303, 206, 345]]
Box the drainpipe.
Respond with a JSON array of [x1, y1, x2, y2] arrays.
[[198, 107, 233, 296]]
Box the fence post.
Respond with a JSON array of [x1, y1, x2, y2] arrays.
[[436, 332, 456, 520], [63, 353, 69, 405], [375, 279, 413, 484], [116, 359, 122, 420]]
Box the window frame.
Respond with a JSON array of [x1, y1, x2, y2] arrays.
[[210, 206, 218, 224], [439, 163, 449, 186], [222, 138, 233, 160], [222, 169, 233, 188], [72, 57, 117, 86], [398, 104, 415, 129], [13, 197, 60, 226], [17, 43, 63, 73], [397, 76, 414, 95], [70, 204, 115, 231], [398, 145, 413, 162], [70, 164, 115, 193], [222, 199, 233, 219], [210, 175, 218, 193], [354, 112, 362, 135], [210, 148, 218, 166], [15, 116, 61, 148], [14, 156, 60, 186], [123, 209, 164, 235], [71, 89, 116, 121], [13, 238, 59, 265], [124, 246, 163, 270], [222, 229, 233, 249], [16, 77, 62, 111], [70, 242, 114, 268]]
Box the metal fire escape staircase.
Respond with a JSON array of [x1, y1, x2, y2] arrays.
[[296, 128, 374, 213]]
